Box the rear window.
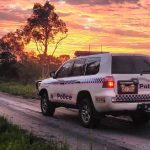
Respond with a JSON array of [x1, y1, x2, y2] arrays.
[[112, 56, 150, 74]]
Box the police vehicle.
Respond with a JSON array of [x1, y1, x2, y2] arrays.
[[37, 53, 150, 128]]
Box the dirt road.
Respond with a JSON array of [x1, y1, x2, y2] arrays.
[[0, 92, 150, 150]]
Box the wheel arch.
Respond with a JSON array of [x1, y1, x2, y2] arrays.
[[76, 90, 94, 107], [39, 88, 48, 97]]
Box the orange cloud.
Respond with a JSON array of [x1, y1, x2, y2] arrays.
[[0, 0, 150, 57]]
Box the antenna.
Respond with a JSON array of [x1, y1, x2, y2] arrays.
[[89, 44, 91, 54], [101, 44, 102, 53]]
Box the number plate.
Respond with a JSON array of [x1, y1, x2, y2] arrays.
[[121, 84, 135, 93], [118, 81, 138, 94]]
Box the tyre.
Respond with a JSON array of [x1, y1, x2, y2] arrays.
[[131, 112, 149, 125], [79, 98, 99, 128], [41, 92, 55, 116]]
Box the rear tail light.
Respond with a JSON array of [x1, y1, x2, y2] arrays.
[[103, 76, 115, 88]]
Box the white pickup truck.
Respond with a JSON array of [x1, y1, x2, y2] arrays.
[[37, 53, 150, 128]]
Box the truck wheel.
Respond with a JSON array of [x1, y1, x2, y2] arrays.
[[41, 92, 55, 116], [79, 98, 99, 128], [131, 112, 149, 125]]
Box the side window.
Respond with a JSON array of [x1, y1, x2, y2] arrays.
[[134, 56, 150, 74], [112, 56, 136, 74], [85, 58, 100, 75], [72, 59, 86, 76], [56, 61, 74, 78]]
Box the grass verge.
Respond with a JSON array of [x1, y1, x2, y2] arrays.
[[0, 116, 69, 150], [0, 81, 37, 99]]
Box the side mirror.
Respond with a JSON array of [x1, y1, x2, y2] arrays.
[[50, 71, 56, 78]]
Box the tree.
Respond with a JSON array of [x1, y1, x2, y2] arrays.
[[0, 29, 26, 67], [58, 54, 70, 63], [18, 52, 42, 84], [0, 51, 16, 64], [0, 51, 19, 80], [0, 30, 29, 81], [0, 29, 24, 56], [23, 1, 68, 77]]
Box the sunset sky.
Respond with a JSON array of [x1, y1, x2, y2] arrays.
[[0, 0, 150, 57]]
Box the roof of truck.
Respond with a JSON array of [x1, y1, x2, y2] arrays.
[[76, 52, 149, 59]]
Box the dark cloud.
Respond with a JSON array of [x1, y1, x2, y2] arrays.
[[0, 30, 8, 38], [109, 29, 150, 38], [10, 8, 32, 14], [67, 22, 84, 30], [0, 7, 31, 22], [64, 0, 139, 5], [114, 42, 150, 50], [0, 11, 25, 22], [57, 12, 72, 17], [129, 43, 150, 50], [80, 14, 91, 18]]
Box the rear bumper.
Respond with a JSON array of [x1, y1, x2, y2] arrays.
[[115, 94, 150, 103], [94, 94, 150, 113]]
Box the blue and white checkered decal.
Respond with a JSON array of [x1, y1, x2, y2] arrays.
[[116, 94, 150, 102], [49, 78, 104, 85], [61, 80, 77, 85], [80, 78, 104, 84]]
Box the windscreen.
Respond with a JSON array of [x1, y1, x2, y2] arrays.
[[112, 56, 150, 74]]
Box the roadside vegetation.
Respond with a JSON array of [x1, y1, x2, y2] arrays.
[[0, 52, 63, 99], [0, 81, 37, 99], [0, 116, 69, 150]]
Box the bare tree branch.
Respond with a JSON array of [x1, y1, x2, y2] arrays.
[[35, 40, 41, 54], [39, 43, 44, 53], [51, 33, 68, 56]]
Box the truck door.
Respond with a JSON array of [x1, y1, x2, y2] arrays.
[[49, 60, 74, 104]]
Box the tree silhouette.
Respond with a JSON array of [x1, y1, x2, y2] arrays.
[[58, 54, 70, 63], [23, 1, 68, 77], [0, 29, 24, 55], [0, 29, 25, 64], [0, 51, 16, 63]]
